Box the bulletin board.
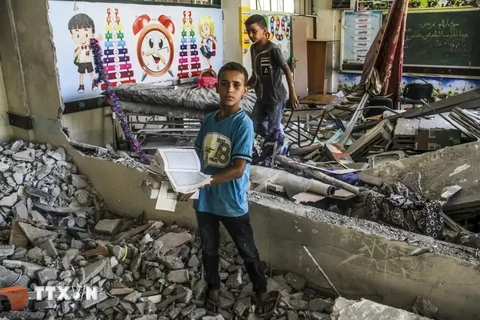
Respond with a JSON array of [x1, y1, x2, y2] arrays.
[[340, 11, 383, 66]]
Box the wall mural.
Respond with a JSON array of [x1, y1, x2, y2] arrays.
[[337, 72, 480, 98], [48, 1, 223, 103]]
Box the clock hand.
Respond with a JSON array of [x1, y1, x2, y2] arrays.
[[157, 52, 168, 65]]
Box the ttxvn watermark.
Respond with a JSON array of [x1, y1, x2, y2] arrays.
[[34, 285, 100, 301]]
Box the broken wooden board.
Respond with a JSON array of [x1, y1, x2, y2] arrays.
[[300, 94, 337, 105], [347, 120, 393, 161]]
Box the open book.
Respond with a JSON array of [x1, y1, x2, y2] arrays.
[[155, 180, 199, 212], [156, 148, 212, 194]]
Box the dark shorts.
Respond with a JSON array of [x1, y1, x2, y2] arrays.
[[201, 45, 212, 59], [78, 62, 93, 74]]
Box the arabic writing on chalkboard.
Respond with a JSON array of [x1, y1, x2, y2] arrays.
[[406, 18, 472, 61]]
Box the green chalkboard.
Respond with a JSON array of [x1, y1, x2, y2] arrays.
[[403, 10, 480, 68]]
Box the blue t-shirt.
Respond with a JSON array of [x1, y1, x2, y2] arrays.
[[193, 109, 254, 217]]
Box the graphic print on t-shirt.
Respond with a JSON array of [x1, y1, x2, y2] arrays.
[[260, 56, 271, 77], [203, 132, 232, 168]]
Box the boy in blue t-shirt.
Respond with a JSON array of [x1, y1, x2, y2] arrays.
[[179, 62, 280, 317]]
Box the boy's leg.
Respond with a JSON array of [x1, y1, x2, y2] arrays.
[[251, 101, 268, 137], [266, 99, 286, 135], [220, 213, 267, 294], [221, 214, 280, 316], [195, 212, 221, 299]]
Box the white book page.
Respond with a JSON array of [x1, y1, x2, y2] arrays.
[[155, 181, 177, 212], [158, 149, 200, 172], [166, 171, 211, 191]]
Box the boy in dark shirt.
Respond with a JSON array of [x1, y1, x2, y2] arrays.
[[245, 14, 299, 138], [179, 62, 280, 317]]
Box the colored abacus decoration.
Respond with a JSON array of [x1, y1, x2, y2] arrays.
[[90, 38, 149, 163], [103, 8, 136, 90], [177, 10, 201, 79]]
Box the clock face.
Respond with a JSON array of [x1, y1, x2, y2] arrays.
[[137, 24, 174, 77]]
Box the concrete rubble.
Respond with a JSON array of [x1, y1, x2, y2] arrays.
[[68, 140, 146, 172], [0, 140, 104, 228], [0, 215, 337, 320], [1, 140, 338, 320], [331, 298, 431, 320], [0, 140, 444, 319]]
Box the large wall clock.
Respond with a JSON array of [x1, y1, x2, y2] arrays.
[[133, 14, 175, 80]]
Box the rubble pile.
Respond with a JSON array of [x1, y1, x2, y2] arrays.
[[0, 140, 105, 228], [0, 218, 334, 320], [0, 140, 334, 320], [68, 140, 146, 171]]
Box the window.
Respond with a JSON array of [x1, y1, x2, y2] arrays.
[[250, 0, 295, 13], [294, 0, 313, 15], [130, 0, 220, 5]]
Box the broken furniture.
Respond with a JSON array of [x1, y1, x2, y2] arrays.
[[353, 88, 480, 133], [284, 108, 324, 148], [393, 115, 462, 153], [399, 82, 434, 106], [363, 95, 394, 118], [449, 107, 480, 140], [346, 119, 394, 161], [110, 83, 257, 152]]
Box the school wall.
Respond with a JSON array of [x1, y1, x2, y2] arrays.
[[0, 63, 13, 143]]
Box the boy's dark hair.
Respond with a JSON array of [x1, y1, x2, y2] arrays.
[[68, 13, 95, 34], [245, 14, 267, 29], [218, 62, 248, 85]]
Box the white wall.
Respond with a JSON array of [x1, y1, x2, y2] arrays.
[[314, 0, 345, 93], [222, 0, 251, 64]]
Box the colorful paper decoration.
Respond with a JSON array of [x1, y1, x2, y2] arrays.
[[90, 38, 149, 163]]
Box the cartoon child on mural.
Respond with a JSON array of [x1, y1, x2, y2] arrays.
[[198, 15, 216, 69], [68, 13, 101, 93]]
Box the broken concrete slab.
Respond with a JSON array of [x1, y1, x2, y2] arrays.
[[61, 248, 79, 270], [79, 259, 107, 285], [18, 222, 57, 245], [0, 245, 15, 257], [12, 200, 29, 221], [0, 193, 17, 207], [363, 141, 480, 215], [94, 219, 122, 235], [0, 266, 29, 287], [246, 192, 480, 320], [158, 232, 192, 254], [331, 297, 430, 320]]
